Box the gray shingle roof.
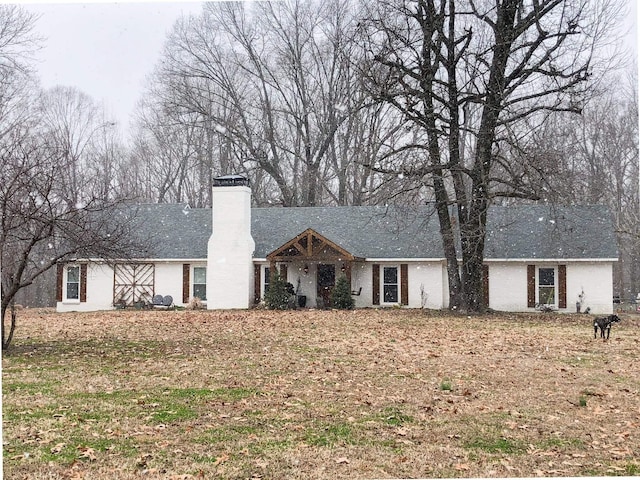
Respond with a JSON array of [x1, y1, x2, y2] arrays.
[[251, 205, 444, 258], [483, 204, 618, 259], [132, 203, 618, 261]]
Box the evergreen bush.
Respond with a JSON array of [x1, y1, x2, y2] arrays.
[[264, 272, 292, 310], [332, 274, 355, 309]]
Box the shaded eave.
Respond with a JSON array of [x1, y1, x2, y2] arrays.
[[266, 228, 364, 262]]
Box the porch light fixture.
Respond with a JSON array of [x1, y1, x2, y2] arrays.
[[341, 264, 346, 272], [303, 264, 309, 274]]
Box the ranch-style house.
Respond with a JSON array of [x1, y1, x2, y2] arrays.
[[56, 175, 618, 314]]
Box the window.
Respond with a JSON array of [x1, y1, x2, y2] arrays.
[[66, 265, 80, 300], [538, 267, 555, 305], [193, 267, 207, 301], [263, 267, 270, 296], [383, 266, 398, 303]]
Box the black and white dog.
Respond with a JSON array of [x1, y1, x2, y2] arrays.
[[593, 314, 621, 340]]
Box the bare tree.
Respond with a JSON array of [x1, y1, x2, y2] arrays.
[[133, 0, 406, 207], [0, 7, 147, 350], [361, 0, 624, 312], [0, 122, 147, 349]]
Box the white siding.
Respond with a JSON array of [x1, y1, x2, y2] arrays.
[[155, 263, 188, 306], [487, 263, 529, 312], [566, 262, 614, 314], [352, 261, 447, 309], [487, 261, 614, 314], [56, 258, 614, 314], [351, 263, 370, 309], [407, 263, 446, 309], [56, 263, 114, 312]]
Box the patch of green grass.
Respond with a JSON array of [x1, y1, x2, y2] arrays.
[[2, 404, 62, 422], [440, 379, 453, 391], [196, 428, 235, 445], [2, 381, 58, 395], [247, 438, 293, 454], [381, 406, 413, 426], [624, 463, 640, 475], [464, 436, 526, 454], [192, 454, 220, 464], [151, 404, 198, 423], [536, 437, 584, 450], [78, 409, 116, 422], [304, 422, 356, 447], [210, 387, 259, 402], [167, 387, 215, 399], [69, 390, 137, 401], [197, 424, 260, 445], [4, 402, 116, 424], [6, 435, 140, 466]]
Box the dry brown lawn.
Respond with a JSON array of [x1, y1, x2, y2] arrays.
[[2, 308, 639, 479]]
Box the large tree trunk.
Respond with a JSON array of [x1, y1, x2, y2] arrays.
[[459, 0, 519, 313], [1, 303, 17, 351]]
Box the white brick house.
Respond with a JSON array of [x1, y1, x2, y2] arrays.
[[56, 176, 618, 314]]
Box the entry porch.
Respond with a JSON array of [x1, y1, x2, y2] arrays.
[[254, 228, 363, 308]]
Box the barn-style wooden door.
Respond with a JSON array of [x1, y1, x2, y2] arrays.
[[113, 263, 155, 307]]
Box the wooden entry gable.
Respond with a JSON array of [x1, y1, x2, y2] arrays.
[[267, 228, 361, 262]]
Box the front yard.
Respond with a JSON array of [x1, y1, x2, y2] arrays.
[[2, 308, 639, 479]]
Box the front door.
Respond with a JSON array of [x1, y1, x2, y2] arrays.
[[317, 264, 335, 308]]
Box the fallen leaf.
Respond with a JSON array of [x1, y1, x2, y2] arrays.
[[50, 443, 66, 454], [335, 457, 350, 464], [77, 446, 96, 461]]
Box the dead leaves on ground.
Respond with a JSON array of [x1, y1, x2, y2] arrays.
[[4, 309, 640, 479]]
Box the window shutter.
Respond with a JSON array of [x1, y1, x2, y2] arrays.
[[483, 264, 489, 308], [280, 264, 288, 282], [56, 264, 64, 302], [80, 264, 87, 303], [558, 264, 567, 309], [527, 265, 536, 308], [182, 264, 190, 304], [400, 264, 409, 305], [254, 264, 261, 304], [372, 264, 380, 305]]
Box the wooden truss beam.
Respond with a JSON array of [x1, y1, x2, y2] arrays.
[[267, 228, 361, 262]]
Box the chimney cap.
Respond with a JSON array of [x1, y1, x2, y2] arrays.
[[213, 175, 250, 187]]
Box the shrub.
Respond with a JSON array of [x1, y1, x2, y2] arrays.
[[187, 297, 204, 310], [332, 274, 355, 309], [264, 273, 292, 310]]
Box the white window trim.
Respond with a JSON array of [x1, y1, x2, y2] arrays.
[[536, 265, 557, 306], [262, 265, 271, 299], [192, 265, 207, 303], [381, 265, 401, 305], [63, 264, 81, 303]]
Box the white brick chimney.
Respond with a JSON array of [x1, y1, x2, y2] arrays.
[[207, 175, 255, 309]]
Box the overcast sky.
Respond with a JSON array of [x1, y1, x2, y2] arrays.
[[18, 0, 640, 136], [22, 1, 205, 132]]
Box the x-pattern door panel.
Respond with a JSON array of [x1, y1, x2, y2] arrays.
[[114, 263, 154, 306]]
